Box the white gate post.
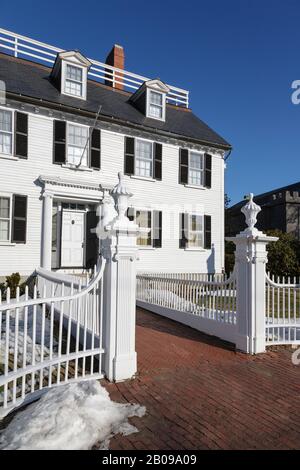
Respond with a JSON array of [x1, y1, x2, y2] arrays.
[[97, 173, 140, 381], [227, 194, 278, 354]]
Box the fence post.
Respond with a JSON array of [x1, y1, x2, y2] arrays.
[[227, 194, 278, 354], [98, 173, 140, 381]]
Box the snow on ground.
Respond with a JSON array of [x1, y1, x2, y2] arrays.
[[0, 380, 146, 450], [143, 288, 196, 311]]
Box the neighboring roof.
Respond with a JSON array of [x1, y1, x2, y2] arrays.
[[229, 181, 300, 211], [0, 52, 231, 150]]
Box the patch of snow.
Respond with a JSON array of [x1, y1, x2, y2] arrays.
[[143, 288, 196, 311], [0, 380, 146, 450]]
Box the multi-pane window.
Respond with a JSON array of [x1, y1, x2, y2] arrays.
[[189, 152, 204, 186], [0, 197, 10, 242], [65, 64, 83, 97], [187, 214, 203, 248], [136, 210, 152, 247], [0, 110, 13, 155], [135, 139, 153, 178], [148, 91, 163, 119], [67, 124, 88, 166]]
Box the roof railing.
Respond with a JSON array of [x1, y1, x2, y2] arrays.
[[0, 28, 189, 107]]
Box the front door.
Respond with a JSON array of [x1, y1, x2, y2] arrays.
[[61, 210, 85, 267]]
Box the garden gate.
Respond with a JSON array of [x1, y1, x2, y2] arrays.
[[0, 172, 140, 416]]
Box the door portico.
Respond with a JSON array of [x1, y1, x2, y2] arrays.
[[39, 175, 108, 271]]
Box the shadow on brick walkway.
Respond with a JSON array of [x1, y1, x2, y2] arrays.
[[104, 308, 300, 450]]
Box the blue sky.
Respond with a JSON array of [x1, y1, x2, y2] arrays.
[[1, 0, 299, 204]]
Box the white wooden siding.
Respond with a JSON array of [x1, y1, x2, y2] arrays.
[[0, 109, 225, 276]]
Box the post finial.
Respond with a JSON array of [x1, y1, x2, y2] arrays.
[[111, 172, 133, 198], [111, 172, 133, 222], [241, 193, 261, 234]]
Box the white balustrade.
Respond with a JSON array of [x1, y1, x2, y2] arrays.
[[0, 28, 189, 107]]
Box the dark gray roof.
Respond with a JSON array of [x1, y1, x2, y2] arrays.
[[0, 53, 231, 149]]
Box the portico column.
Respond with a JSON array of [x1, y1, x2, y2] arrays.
[[41, 190, 53, 270]]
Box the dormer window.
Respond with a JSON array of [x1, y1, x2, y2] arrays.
[[50, 50, 91, 101], [148, 90, 164, 119], [130, 79, 169, 122], [65, 64, 84, 97]]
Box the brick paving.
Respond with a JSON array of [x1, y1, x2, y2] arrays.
[[105, 307, 300, 450]]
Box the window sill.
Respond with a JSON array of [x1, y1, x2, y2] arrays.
[[130, 175, 156, 183], [137, 246, 156, 250], [0, 154, 18, 161], [184, 184, 206, 190], [61, 91, 86, 101], [0, 242, 16, 247], [146, 115, 166, 122], [184, 248, 206, 252], [62, 164, 93, 172]]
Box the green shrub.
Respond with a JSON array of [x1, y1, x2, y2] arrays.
[[0, 282, 6, 300], [225, 240, 235, 275], [265, 230, 300, 277], [0, 272, 28, 300]]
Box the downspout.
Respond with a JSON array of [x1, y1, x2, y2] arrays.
[[224, 148, 232, 162]]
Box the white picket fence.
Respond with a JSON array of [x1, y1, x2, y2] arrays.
[[0, 258, 106, 415], [36, 267, 101, 338], [266, 274, 300, 345], [136, 271, 237, 344], [136, 269, 300, 350]]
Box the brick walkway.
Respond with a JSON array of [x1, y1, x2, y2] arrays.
[[104, 307, 300, 450]]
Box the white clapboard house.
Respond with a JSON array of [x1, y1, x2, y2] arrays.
[[0, 29, 231, 278]]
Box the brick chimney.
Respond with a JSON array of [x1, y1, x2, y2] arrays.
[[105, 44, 125, 90]]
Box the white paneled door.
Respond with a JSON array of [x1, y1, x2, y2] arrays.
[[61, 210, 85, 267]]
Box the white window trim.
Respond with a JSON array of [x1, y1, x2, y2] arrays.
[[61, 61, 87, 100], [0, 106, 14, 158], [129, 207, 155, 249], [0, 192, 12, 244], [184, 184, 206, 190], [185, 212, 204, 250], [66, 121, 90, 168], [130, 174, 156, 183], [134, 137, 154, 179], [146, 88, 166, 122], [188, 150, 205, 188]]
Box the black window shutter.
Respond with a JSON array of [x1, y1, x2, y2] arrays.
[[204, 153, 212, 188], [53, 120, 66, 164], [127, 207, 135, 221], [85, 211, 99, 268], [90, 128, 101, 169], [15, 112, 28, 159], [124, 137, 135, 175], [204, 215, 212, 249], [179, 213, 188, 248], [147, 211, 152, 246], [179, 148, 189, 184], [154, 143, 162, 180], [12, 195, 27, 243], [152, 211, 162, 248]]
